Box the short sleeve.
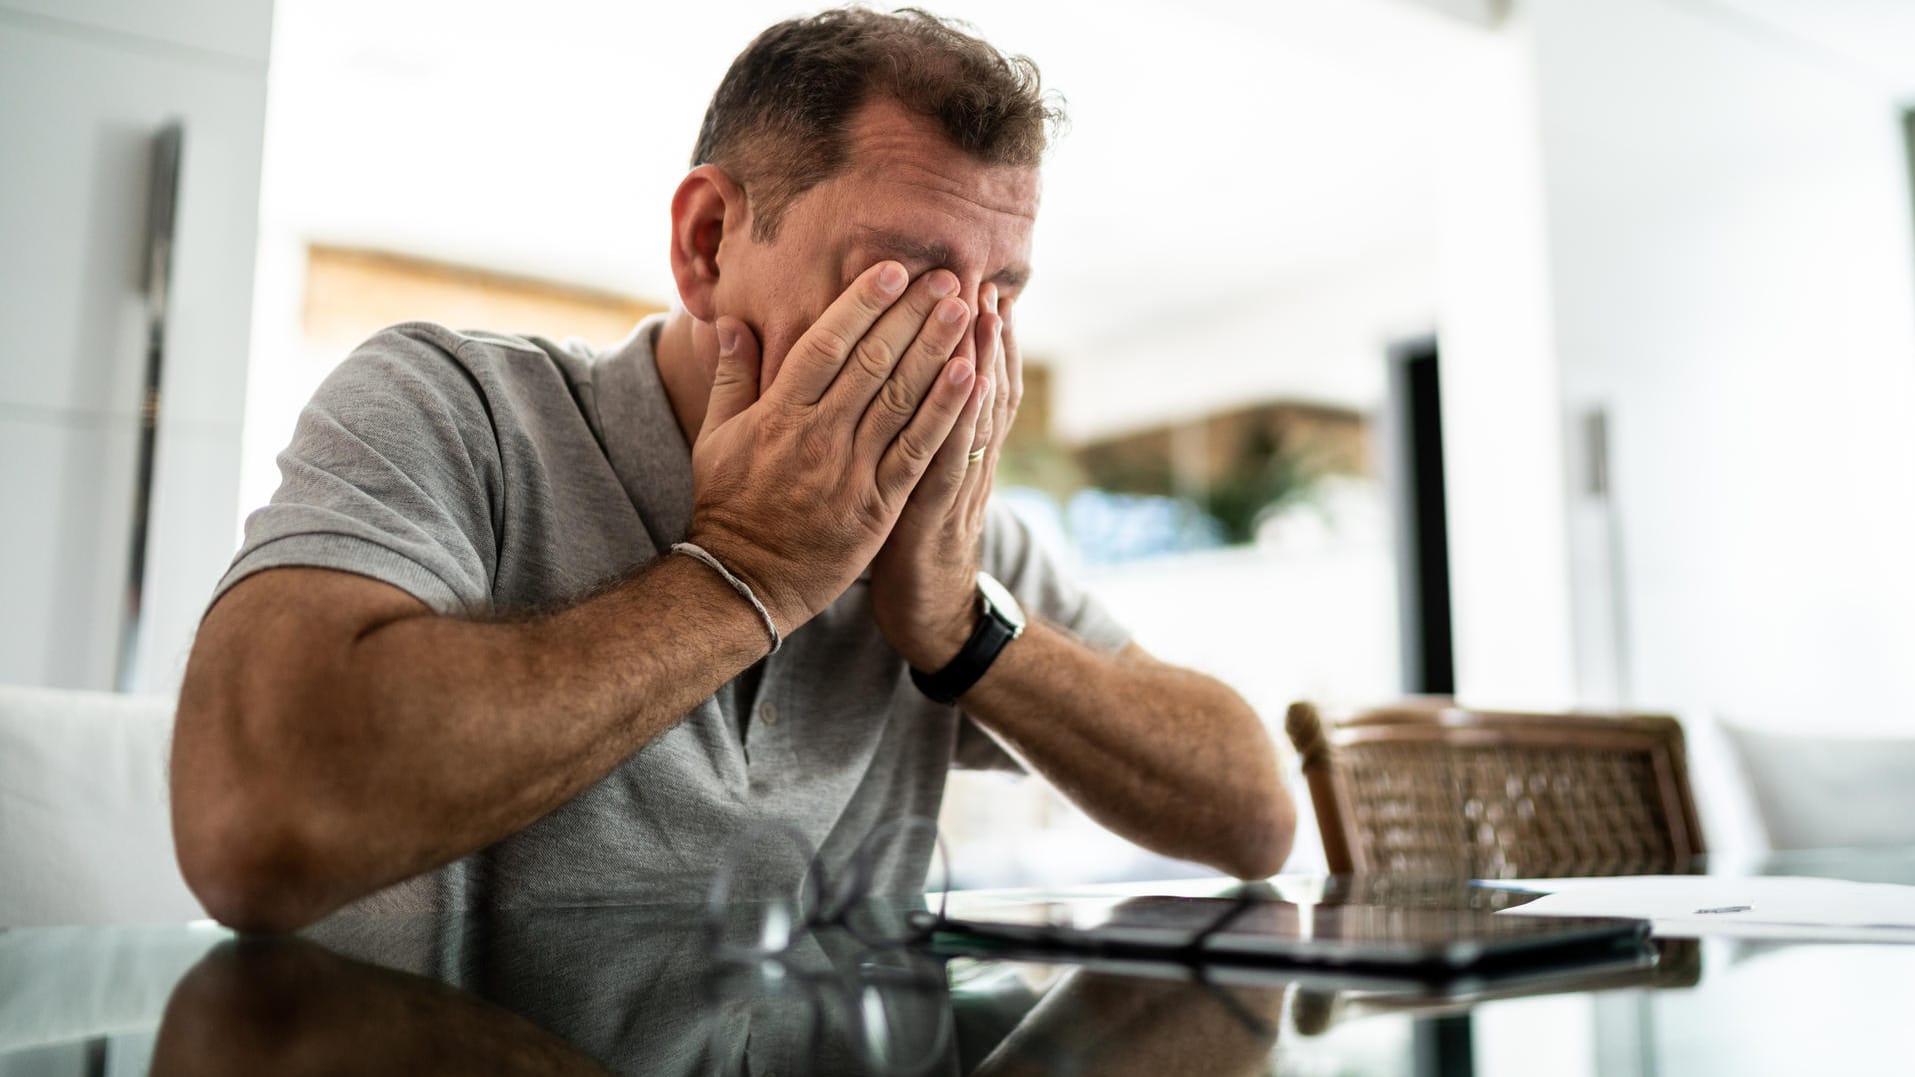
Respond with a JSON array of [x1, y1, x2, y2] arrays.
[[209, 325, 504, 616], [952, 502, 1134, 772]]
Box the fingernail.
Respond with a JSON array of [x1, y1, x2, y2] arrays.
[[717, 323, 738, 356], [949, 361, 973, 386], [877, 262, 907, 293], [929, 271, 959, 298], [936, 298, 965, 325]]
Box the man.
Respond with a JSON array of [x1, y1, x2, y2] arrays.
[[172, 7, 1294, 932]]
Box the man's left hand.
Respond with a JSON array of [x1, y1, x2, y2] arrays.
[[870, 283, 1019, 672]]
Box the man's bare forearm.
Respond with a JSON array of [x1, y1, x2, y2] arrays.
[[959, 625, 1295, 879], [173, 556, 768, 931]]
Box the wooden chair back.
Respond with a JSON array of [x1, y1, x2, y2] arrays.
[[1285, 700, 1705, 879]]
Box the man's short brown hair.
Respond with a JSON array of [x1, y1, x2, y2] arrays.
[[692, 6, 1065, 241]]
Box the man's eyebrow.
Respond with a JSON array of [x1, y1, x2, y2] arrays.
[[854, 226, 1031, 290]]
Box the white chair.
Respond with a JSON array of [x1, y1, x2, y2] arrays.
[[0, 684, 205, 927], [1720, 717, 1915, 850]]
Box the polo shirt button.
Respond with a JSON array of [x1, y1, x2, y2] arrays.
[[761, 704, 779, 726]]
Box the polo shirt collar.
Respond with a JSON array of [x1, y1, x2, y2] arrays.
[[593, 313, 694, 557]]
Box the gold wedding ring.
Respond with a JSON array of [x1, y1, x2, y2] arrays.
[[966, 446, 987, 465]]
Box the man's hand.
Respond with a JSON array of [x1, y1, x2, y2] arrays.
[[685, 261, 983, 640], [870, 282, 1017, 671]]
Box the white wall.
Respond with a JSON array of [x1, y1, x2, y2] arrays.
[[1049, 246, 1437, 443], [1087, 506, 1403, 725], [0, 1, 273, 691], [1529, 0, 1915, 730], [1429, 9, 1580, 707]]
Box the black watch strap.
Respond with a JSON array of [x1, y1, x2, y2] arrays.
[[910, 604, 1018, 705]]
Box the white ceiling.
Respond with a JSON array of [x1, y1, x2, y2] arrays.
[[1708, 0, 1915, 101], [257, 0, 1462, 360], [258, 0, 1915, 365]]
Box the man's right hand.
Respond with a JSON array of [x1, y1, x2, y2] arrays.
[[171, 260, 981, 932], [684, 260, 987, 638]]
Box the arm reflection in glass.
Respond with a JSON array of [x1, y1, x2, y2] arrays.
[[150, 909, 1287, 1076], [151, 937, 610, 1076], [972, 967, 1288, 1077]]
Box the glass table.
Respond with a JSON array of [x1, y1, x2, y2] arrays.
[[3, 847, 1913, 1075]]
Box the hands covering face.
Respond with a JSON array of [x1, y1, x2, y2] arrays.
[[683, 262, 1020, 671], [868, 279, 1019, 671]]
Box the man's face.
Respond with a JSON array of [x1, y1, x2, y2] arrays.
[[711, 97, 1039, 391]]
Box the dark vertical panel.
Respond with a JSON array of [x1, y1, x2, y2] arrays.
[[1904, 110, 1915, 314], [1406, 348, 1455, 694], [1414, 1014, 1476, 1077], [117, 120, 181, 692], [1400, 344, 1470, 1076], [1388, 339, 1457, 696]]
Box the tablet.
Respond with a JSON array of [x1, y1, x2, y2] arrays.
[[934, 895, 1650, 979]]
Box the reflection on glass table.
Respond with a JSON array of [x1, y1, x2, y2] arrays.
[[3, 846, 1914, 1076]]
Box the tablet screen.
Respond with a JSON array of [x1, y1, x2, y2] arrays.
[[940, 895, 1647, 972]]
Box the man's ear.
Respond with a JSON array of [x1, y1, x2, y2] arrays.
[[668, 164, 748, 322]]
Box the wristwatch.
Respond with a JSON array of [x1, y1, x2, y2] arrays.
[[909, 572, 1027, 705]]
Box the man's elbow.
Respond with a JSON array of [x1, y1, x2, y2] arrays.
[[175, 790, 334, 934], [1226, 828, 1296, 883], [1218, 788, 1298, 881]]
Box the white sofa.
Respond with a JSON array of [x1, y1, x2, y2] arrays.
[[1721, 717, 1915, 850], [0, 684, 205, 928]]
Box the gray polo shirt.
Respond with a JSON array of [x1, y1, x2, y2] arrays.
[[213, 315, 1130, 913]]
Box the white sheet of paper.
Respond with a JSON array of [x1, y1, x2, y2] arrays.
[[1495, 875, 1915, 943]]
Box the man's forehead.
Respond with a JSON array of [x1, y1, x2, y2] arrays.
[[789, 98, 1042, 291], [845, 104, 1043, 220]]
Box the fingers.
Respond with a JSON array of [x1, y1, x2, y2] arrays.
[[875, 360, 980, 505], [907, 370, 989, 514], [961, 288, 1011, 521], [990, 286, 1012, 447], [697, 316, 761, 443], [823, 269, 967, 419], [973, 283, 998, 377], [968, 318, 998, 456], [1001, 296, 1024, 425], [969, 285, 1003, 457], [855, 282, 973, 450], [770, 261, 911, 406]]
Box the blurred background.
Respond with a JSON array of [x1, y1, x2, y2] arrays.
[[6, 0, 1915, 887]]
